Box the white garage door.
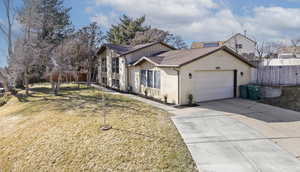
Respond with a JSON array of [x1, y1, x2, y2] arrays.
[[194, 70, 234, 102]]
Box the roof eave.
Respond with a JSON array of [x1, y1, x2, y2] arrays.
[[121, 42, 176, 56]]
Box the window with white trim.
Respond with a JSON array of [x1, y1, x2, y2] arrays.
[[112, 58, 119, 73], [141, 70, 160, 89]]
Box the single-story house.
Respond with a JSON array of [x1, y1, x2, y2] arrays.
[[97, 42, 255, 105]]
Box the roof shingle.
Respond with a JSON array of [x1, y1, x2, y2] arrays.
[[133, 46, 255, 67]]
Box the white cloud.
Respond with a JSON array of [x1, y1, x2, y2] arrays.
[[89, 0, 300, 43], [243, 7, 300, 41], [90, 12, 119, 28]]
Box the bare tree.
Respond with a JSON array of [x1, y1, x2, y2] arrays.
[[0, 0, 16, 91], [130, 28, 187, 49], [291, 38, 300, 56], [130, 28, 169, 45], [77, 22, 105, 85], [0, 0, 15, 58]]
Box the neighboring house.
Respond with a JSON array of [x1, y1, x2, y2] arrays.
[[277, 46, 300, 58], [98, 42, 254, 105], [191, 33, 257, 60]]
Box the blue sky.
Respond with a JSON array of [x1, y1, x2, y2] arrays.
[[1, 0, 300, 66]]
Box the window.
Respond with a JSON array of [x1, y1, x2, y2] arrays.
[[102, 77, 107, 85], [140, 70, 161, 89], [101, 58, 107, 72], [154, 71, 160, 89], [141, 70, 147, 86], [112, 58, 119, 73], [147, 70, 154, 88], [112, 79, 120, 88], [236, 44, 243, 49]]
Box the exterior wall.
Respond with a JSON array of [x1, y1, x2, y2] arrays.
[[129, 61, 179, 104], [125, 43, 173, 64], [225, 34, 256, 55], [119, 57, 127, 91], [98, 48, 125, 90], [98, 49, 108, 85], [179, 50, 252, 105], [98, 43, 173, 92]]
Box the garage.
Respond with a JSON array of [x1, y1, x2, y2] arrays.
[[194, 70, 235, 102], [131, 46, 255, 105]]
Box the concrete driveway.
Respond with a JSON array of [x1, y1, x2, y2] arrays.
[[171, 99, 300, 172]]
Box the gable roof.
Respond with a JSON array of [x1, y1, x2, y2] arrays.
[[132, 46, 255, 68], [97, 41, 176, 56], [191, 33, 256, 49], [225, 33, 257, 44]]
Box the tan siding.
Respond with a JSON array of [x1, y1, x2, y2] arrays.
[[225, 34, 256, 54], [180, 50, 252, 105], [129, 61, 179, 104]]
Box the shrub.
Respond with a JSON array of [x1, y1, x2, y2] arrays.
[[0, 93, 10, 107], [163, 94, 168, 104], [144, 88, 149, 97]]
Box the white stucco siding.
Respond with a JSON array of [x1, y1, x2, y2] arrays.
[[125, 43, 173, 64], [119, 57, 127, 91], [129, 61, 179, 104], [180, 50, 252, 105], [225, 34, 256, 55]]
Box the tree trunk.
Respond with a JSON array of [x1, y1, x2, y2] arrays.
[[55, 71, 62, 95], [25, 69, 29, 96]]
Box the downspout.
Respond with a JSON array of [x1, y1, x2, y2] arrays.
[[173, 68, 180, 105]]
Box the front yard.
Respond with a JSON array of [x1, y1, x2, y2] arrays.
[[0, 84, 196, 171]]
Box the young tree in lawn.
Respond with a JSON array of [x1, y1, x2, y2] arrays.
[[48, 35, 74, 95]]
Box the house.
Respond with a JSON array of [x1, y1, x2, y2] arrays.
[[191, 33, 257, 60], [277, 46, 300, 58], [97, 42, 254, 105]]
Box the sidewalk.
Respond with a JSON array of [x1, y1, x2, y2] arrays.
[[91, 84, 177, 112]]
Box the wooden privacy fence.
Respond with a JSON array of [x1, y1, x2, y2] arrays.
[[251, 66, 300, 86]]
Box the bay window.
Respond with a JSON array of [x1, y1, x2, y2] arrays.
[[141, 70, 160, 89]]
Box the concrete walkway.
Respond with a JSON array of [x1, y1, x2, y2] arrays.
[[92, 85, 300, 171], [92, 84, 177, 112], [172, 99, 300, 172]]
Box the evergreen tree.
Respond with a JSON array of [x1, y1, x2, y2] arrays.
[[106, 15, 150, 45]]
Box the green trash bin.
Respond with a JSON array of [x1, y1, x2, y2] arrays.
[[247, 85, 261, 100], [239, 85, 249, 99]]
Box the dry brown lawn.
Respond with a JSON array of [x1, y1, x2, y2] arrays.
[[0, 84, 197, 172]]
